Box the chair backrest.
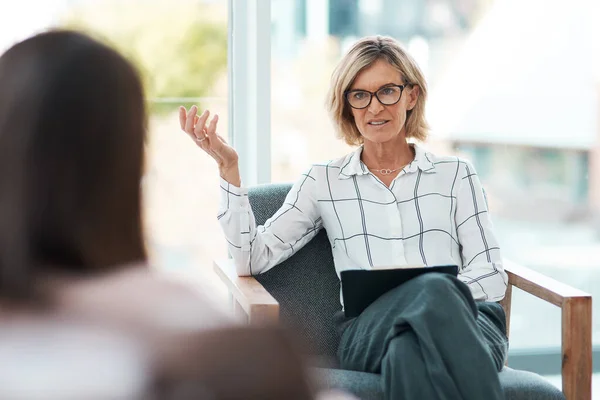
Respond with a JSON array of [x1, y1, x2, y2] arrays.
[[248, 183, 341, 359]]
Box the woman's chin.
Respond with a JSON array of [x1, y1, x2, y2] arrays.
[[362, 131, 400, 144]]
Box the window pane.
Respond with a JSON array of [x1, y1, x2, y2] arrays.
[[271, 0, 599, 352]]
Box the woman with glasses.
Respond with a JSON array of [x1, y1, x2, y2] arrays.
[[180, 35, 508, 400]]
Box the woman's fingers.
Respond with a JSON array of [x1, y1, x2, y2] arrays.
[[206, 114, 219, 140], [179, 106, 200, 143], [195, 114, 219, 151], [178, 106, 187, 130], [194, 109, 210, 137], [194, 134, 208, 146], [178, 106, 226, 164], [184, 105, 198, 133]]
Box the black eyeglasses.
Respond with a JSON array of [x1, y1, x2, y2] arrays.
[[344, 84, 409, 109]]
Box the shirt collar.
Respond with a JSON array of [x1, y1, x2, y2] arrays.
[[338, 143, 436, 180]]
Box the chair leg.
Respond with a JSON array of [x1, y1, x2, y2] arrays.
[[499, 285, 512, 367], [561, 296, 592, 400]]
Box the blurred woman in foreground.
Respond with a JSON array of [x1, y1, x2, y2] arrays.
[[0, 29, 339, 400]]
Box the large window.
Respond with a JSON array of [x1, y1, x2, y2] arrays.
[[232, 0, 600, 380], [0, 0, 230, 295]]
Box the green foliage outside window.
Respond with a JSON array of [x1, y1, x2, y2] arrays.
[[61, 0, 227, 114]]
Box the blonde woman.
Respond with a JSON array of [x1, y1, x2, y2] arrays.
[[180, 36, 508, 400]]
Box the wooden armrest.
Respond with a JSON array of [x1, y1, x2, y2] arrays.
[[213, 258, 279, 324], [501, 259, 591, 400], [503, 260, 590, 306]]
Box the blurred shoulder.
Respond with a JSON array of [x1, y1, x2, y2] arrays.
[[56, 264, 236, 334]]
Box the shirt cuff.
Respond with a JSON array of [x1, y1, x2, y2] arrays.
[[219, 177, 250, 211]]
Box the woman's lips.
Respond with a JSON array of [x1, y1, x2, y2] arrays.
[[367, 120, 389, 128]]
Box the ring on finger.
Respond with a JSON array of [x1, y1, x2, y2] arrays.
[[195, 135, 207, 143]]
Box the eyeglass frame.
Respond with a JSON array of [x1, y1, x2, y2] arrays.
[[344, 83, 410, 110]]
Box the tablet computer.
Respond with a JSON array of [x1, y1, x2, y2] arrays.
[[341, 265, 459, 318]]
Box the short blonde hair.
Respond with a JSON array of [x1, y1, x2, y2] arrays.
[[326, 36, 429, 146]]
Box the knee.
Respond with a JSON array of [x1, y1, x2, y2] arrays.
[[383, 332, 428, 378], [385, 332, 418, 363], [386, 336, 402, 361]]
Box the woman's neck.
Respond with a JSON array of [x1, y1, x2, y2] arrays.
[[361, 137, 415, 170]]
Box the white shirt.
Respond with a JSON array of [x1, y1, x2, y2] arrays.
[[218, 144, 508, 302]]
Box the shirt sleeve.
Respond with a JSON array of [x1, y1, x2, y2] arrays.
[[216, 168, 323, 277], [454, 160, 508, 301]]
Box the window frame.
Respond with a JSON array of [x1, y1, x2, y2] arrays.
[[227, 0, 272, 186]]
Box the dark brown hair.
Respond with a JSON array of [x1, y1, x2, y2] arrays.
[[0, 30, 147, 302]]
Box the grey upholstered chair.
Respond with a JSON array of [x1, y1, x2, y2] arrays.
[[215, 183, 592, 400]]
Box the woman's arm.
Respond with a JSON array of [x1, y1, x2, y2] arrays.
[[218, 167, 323, 276], [178, 106, 322, 277], [455, 160, 508, 301]]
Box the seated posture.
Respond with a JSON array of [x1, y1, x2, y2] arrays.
[[0, 29, 345, 400], [180, 35, 509, 399]]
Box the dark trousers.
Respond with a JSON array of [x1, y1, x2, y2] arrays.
[[336, 273, 508, 400]]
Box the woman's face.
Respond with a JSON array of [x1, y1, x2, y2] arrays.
[[347, 59, 419, 144]]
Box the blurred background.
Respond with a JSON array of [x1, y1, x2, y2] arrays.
[[1, 0, 598, 391]]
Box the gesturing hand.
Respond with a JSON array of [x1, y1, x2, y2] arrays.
[[179, 105, 239, 171]]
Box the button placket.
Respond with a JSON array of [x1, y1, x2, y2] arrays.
[[387, 188, 407, 265], [391, 176, 411, 265]]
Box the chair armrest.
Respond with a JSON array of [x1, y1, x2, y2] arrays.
[[501, 259, 591, 400], [213, 258, 279, 324], [503, 260, 590, 306]]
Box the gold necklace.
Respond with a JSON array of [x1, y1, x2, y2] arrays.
[[363, 149, 415, 176], [370, 167, 403, 175]]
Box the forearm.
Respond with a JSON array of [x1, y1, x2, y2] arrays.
[[217, 179, 295, 276], [216, 169, 323, 277], [217, 180, 265, 276], [454, 159, 507, 301], [218, 211, 254, 276]]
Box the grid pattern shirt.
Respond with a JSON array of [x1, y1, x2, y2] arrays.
[[218, 144, 508, 302]]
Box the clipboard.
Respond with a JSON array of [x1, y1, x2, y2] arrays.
[[341, 265, 459, 318]]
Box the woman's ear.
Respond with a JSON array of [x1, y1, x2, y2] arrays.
[[407, 85, 420, 111]]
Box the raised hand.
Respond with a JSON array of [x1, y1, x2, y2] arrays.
[[179, 105, 241, 186]]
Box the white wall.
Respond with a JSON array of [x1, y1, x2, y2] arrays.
[[428, 0, 599, 149]]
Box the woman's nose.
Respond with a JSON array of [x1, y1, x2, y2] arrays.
[[368, 95, 385, 114]]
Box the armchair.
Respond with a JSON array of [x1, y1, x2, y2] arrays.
[[214, 183, 591, 400]]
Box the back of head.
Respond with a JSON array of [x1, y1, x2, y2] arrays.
[[0, 30, 147, 303]]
